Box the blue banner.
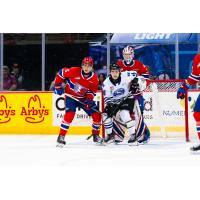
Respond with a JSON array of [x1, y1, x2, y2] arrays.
[[110, 33, 197, 44]]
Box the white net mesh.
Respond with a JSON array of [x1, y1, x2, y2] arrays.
[[145, 80, 183, 92], [143, 80, 187, 139]]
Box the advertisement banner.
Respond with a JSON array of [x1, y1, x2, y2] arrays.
[[143, 92, 185, 126], [0, 92, 103, 135], [0, 92, 52, 133], [110, 33, 196, 44], [0, 90, 198, 136]]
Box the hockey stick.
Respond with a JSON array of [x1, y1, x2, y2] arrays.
[[64, 92, 133, 140], [64, 92, 133, 125]]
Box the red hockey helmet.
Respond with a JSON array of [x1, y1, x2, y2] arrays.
[[81, 57, 94, 67]]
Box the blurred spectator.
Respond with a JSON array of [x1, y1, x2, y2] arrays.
[[11, 63, 23, 90], [49, 71, 58, 90], [2, 66, 17, 90], [98, 73, 106, 90], [96, 65, 107, 76]]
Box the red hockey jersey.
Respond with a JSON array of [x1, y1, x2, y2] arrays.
[[186, 54, 200, 85], [117, 59, 149, 80], [54, 67, 99, 100]]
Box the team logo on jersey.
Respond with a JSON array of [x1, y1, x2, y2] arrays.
[[74, 83, 87, 95], [0, 95, 15, 124], [113, 88, 125, 97], [20, 95, 49, 123]]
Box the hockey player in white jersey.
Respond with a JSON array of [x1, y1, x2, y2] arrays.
[[102, 64, 150, 144]]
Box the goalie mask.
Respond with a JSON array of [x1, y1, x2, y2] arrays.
[[122, 46, 134, 64]]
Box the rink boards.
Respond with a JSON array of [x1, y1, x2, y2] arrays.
[[0, 90, 199, 138]]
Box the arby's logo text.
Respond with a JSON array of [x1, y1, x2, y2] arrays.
[[20, 95, 49, 123], [0, 95, 15, 124]]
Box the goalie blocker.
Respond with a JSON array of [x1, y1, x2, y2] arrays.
[[102, 64, 150, 144]]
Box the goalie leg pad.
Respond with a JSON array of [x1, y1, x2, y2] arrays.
[[135, 115, 146, 139], [113, 119, 125, 142], [119, 110, 135, 135]]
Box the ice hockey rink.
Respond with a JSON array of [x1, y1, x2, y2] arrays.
[[0, 134, 200, 166], [1, 134, 200, 200]]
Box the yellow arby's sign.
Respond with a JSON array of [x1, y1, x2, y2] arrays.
[[0, 92, 53, 134], [0, 92, 103, 135]]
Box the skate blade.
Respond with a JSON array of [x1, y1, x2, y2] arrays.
[[104, 139, 114, 144], [114, 140, 123, 145], [56, 143, 65, 148], [137, 138, 150, 145], [190, 148, 200, 154], [128, 142, 139, 146], [95, 141, 106, 146], [190, 151, 200, 155]]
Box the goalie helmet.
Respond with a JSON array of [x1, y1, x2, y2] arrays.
[[82, 57, 94, 67], [122, 46, 134, 64]]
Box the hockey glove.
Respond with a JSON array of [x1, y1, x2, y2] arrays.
[[84, 99, 93, 110], [54, 84, 64, 95], [104, 103, 115, 118], [177, 83, 189, 99], [130, 77, 140, 94]]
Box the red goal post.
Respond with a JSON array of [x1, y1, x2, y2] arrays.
[[144, 79, 197, 141], [100, 79, 196, 141]]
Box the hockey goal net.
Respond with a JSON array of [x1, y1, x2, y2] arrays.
[[143, 79, 196, 141]]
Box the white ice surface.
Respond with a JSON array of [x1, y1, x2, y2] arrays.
[[0, 135, 200, 166]]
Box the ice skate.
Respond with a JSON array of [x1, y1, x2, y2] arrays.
[[104, 132, 115, 143], [56, 135, 66, 147], [137, 128, 150, 144], [190, 143, 200, 152], [128, 134, 137, 144], [93, 134, 104, 145]]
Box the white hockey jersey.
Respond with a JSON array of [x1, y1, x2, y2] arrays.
[[102, 71, 146, 105]]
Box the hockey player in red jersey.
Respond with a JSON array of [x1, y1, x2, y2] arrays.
[[54, 57, 103, 147], [117, 46, 150, 81], [177, 53, 200, 151]]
